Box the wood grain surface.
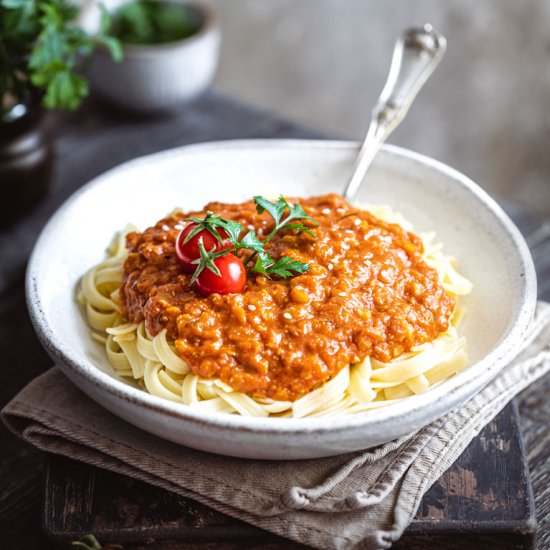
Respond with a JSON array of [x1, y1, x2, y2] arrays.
[[0, 93, 548, 549], [42, 400, 535, 549]]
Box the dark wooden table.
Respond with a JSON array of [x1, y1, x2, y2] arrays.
[[1, 93, 549, 550]]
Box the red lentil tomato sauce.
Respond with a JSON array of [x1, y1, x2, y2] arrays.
[[120, 194, 455, 401]]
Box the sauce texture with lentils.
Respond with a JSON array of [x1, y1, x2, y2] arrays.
[[120, 194, 455, 401]]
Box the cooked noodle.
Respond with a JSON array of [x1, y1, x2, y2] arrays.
[[78, 205, 472, 417]]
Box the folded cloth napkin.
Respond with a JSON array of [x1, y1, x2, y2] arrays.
[[3, 301, 550, 550]]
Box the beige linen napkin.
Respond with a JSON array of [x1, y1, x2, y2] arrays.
[[3, 301, 550, 550]]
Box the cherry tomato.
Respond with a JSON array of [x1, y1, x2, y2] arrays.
[[176, 224, 230, 273], [195, 253, 246, 296]]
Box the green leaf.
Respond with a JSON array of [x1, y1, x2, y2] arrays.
[[106, 0, 200, 45], [264, 256, 310, 278], [253, 196, 287, 225], [29, 25, 64, 69], [99, 2, 111, 33], [252, 255, 270, 275], [1, 0, 121, 112], [255, 195, 318, 245], [96, 35, 123, 63], [71, 534, 102, 549], [37, 69, 88, 110], [282, 198, 318, 225], [1, 0, 28, 9], [237, 230, 264, 254], [281, 223, 317, 239], [216, 219, 244, 245], [3, 2, 40, 38]]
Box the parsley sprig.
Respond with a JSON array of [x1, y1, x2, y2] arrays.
[[188, 196, 317, 282], [252, 255, 311, 278], [254, 196, 317, 241]]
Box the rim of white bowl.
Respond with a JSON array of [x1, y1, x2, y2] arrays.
[[26, 139, 538, 435]]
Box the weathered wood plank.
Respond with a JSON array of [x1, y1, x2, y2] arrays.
[[0, 281, 51, 550], [0, 435, 43, 550], [44, 456, 308, 549], [43, 401, 535, 550], [510, 206, 550, 550], [413, 401, 534, 527], [518, 375, 550, 550]]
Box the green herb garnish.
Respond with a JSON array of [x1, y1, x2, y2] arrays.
[[71, 534, 103, 549], [253, 195, 318, 241], [252, 255, 311, 278], [108, 0, 201, 45], [0, 0, 122, 112], [189, 196, 317, 281]]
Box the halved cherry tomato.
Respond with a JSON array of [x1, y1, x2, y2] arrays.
[[195, 253, 246, 296], [175, 224, 230, 273]]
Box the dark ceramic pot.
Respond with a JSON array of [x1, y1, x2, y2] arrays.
[[0, 102, 54, 228]]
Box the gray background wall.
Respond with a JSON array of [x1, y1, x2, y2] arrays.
[[203, 0, 550, 216]]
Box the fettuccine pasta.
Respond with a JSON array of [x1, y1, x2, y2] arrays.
[[78, 204, 472, 417]]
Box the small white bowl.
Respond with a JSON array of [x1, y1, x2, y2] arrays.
[[83, 1, 220, 112], [26, 140, 537, 459]]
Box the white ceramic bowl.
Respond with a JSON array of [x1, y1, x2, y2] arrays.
[[26, 140, 537, 459], [82, 1, 220, 112]]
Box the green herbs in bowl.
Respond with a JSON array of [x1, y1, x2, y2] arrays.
[[108, 0, 202, 45], [87, 1, 219, 111]]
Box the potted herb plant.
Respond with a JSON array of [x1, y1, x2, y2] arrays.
[[0, 0, 121, 226], [83, 0, 220, 112]]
